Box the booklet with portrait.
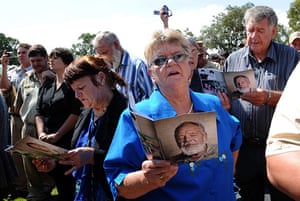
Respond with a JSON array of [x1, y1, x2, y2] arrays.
[[5, 136, 68, 159], [196, 68, 256, 99], [130, 111, 219, 164]]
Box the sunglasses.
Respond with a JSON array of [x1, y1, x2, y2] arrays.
[[152, 53, 188, 67]]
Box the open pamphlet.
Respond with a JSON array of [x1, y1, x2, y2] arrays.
[[130, 111, 218, 164], [196, 68, 256, 99], [5, 136, 68, 159]]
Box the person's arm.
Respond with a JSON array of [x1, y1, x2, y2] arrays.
[[267, 151, 300, 200], [232, 150, 239, 175], [160, 9, 169, 29], [116, 160, 178, 199], [217, 91, 231, 110], [59, 146, 95, 175], [41, 114, 79, 144], [240, 88, 281, 107], [32, 158, 57, 172], [35, 115, 46, 138], [1, 51, 11, 90], [13, 80, 24, 114], [264, 89, 281, 107], [53, 114, 79, 140]]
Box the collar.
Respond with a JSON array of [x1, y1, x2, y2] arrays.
[[244, 41, 277, 64], [114, 50, 128, 71], [145, 88, 221, 123]]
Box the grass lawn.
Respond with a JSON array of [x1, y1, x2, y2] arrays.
[[3, 187, 58, 201]]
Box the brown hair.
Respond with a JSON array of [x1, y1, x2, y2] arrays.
[[17, 43, 32, 50], [64, 55, 126, 89], [49, 47, 74, 66]]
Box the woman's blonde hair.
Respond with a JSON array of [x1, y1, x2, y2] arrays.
[[144, 29, 190, 67]]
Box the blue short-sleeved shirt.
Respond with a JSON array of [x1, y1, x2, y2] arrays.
[[104, 89, 242, 201]]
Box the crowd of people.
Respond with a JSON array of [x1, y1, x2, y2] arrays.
[[0, 4, 299, 201]]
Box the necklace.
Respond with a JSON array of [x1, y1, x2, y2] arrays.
[[188, 103, 193, 114]]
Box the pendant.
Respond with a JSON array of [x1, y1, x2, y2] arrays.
[[189, 162, 196, 172]]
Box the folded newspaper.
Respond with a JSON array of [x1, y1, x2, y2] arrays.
[[5, 136, 68, 159]]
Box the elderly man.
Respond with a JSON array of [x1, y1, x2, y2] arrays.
[[93, 31, 153, 104], [174, 121, 217, 162], [224, 5, 299, 201]]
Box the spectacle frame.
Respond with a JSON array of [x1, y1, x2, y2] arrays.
[[152, 53, 188, 68]]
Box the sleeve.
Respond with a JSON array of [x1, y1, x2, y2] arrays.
[[104, 109, 147, 200], [35, 85, 44, 116], [14, 79, 24, 110], [266, 63, 300, 156], [69, 90, 82, 115], [229, 114, 243, 152], [136, 59, 153, 100], [210, 93, 243, 152]]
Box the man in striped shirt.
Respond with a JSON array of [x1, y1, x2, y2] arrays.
[[224, 5, 299, 201], [93, 31, 153, 104]]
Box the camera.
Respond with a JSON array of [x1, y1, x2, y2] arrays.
[[6, 51, 13, 57], [153, 5, 172, 17]]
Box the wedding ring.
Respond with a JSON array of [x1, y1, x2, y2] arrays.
[[159, 174, 164, 180]]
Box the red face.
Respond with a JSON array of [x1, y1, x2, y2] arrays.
[[291, 38, 300, 51], [245, 17, 277, 59]]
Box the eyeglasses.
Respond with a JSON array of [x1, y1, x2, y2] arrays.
[[152, 53, 188, 67]]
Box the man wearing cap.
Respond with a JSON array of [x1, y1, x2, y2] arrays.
[[196, 41, 222, 70], [289, 31, 300, 52]]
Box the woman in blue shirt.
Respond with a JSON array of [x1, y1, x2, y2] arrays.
[[104, 29, 242, 201]]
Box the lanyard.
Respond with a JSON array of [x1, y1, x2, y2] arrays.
[[86, 112, 101, 147]]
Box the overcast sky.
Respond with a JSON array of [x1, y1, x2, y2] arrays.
[[1, 0, 294, 59]]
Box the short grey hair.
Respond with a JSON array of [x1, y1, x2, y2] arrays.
[[243, 6, 278, 27], [93, 31, 121, 48]]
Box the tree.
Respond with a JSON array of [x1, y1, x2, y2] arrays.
[[183, 28, 195, 38], [287, 0, 300, 31], [71, 33, 96, 58], [0, 33, 19, 65], [198, 3, 289, 54], [275, 24, 289, 44], [199, 3, 254, 54]]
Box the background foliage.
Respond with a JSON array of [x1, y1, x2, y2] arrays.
[[0, 1, 298, 59]]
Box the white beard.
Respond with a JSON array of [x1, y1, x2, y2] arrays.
[[181, 141, 207, 156], [238, 87, 250, 93], [112, 47, 122, 70]]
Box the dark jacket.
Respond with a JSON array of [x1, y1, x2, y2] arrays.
[[71, 89, 127, 200]]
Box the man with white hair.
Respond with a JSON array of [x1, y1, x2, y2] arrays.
[[93, 31, 153, 104]]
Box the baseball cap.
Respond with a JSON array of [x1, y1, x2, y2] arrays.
[[196, 40, 208, 55], [289, 31, 300, 44]]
